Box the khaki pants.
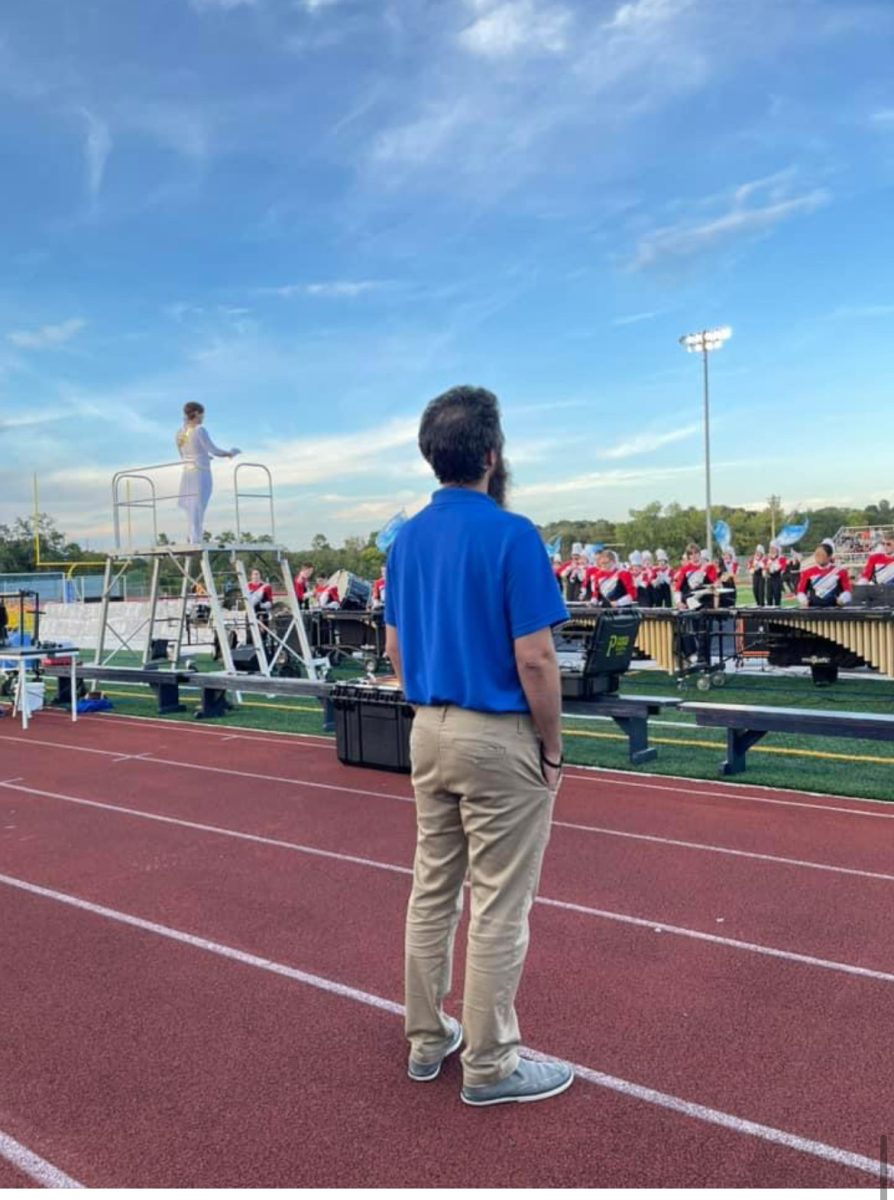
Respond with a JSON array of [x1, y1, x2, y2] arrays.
[[405, 705, 554, 1087]]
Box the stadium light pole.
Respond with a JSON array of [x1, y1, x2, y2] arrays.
[[678, 325, 732, 556]]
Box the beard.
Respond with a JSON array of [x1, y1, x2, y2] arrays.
[[487, 453, 511, 509]]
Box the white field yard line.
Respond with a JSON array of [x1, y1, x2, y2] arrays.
[[1, 730, 891, 825], [0, 1129, 83, 1188], [0, 870, 884, 1185], [3, 779, 893, 987]]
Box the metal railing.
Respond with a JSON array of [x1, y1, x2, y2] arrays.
[[234, 462, 275, 543]]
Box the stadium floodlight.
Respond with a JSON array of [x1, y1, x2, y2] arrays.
[[678, 326, 733, 556]]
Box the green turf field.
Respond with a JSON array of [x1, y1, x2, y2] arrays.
[[50, 650, 894, 804]]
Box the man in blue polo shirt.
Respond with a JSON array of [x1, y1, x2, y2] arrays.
[[385, 385, 574, 1107]]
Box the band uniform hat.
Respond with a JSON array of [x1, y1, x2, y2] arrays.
[[820, 538, 836, 554], [571, 542, 584, 556]]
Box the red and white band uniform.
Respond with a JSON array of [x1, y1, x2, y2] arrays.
[[247, 579, 273, 609], [651, 560, 673, 607], [585, 566, 636, 608], [859, 552, 894, 587], [797, 564, 852, 608], [673, 560, 718, 610], [294, 575, 310, 602], [314, 581, 340, 608], [635, 565, 654, 607], [372, 576, 386, 606], [764, 550, 787, 606], [558, 558, 588, 602]]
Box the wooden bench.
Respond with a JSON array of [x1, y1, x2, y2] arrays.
[[189, 672, 335, 731], [681, 702, 894, 775], [562, 694, 681, 765], [44, 664, 192, 715]]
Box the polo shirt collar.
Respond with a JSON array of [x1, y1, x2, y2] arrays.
[[432, 487, 495, 506]]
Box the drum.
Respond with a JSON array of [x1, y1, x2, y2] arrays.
[[327, 570, 372, 611]]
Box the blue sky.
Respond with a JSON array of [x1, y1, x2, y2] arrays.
[[1, 0, 892, 549]]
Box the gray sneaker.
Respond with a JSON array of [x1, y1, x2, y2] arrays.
[[461, 1058, 574, 1106], [407, 1017, 463, 1082]]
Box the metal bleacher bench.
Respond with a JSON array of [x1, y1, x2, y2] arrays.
[[563, 694, 681, 765], [188, 672, 334, 728], [682, 702, 894, 776], [44, 663, 335, 729], [45, 663, 192, 715]]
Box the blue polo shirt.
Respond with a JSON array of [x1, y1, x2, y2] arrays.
[[385, 488, 568, 712]]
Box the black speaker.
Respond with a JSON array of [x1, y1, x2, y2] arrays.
[[232, 646, 261, 673]]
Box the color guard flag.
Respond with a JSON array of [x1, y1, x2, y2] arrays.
[[375, 510, 408, 553], [712, 520, 732, 551], [775, 520, 809, 548], [544, 535, 562, 558]]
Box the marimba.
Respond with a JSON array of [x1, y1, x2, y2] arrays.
[[566, 604, 894, 684]]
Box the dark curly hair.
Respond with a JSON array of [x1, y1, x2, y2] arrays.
[[418, 385, 504, 485]]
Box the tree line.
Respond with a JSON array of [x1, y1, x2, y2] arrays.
[[2, 498, 892, 583]]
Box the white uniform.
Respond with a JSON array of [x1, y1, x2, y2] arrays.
[[176, 424, 234, 544]]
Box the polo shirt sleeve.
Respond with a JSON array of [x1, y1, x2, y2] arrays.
[[505, 521, 569, 640], [384, 543, 399, 627]]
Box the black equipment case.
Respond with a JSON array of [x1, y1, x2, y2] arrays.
[[332, 681, 414, 773], [557, 608, 642, 700]]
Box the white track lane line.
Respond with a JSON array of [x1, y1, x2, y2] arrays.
[[45, 708, 334, 749], [3, 734, 892, 881], [3, 728, 890, 820], [3, 779, 893, 985], [0, 870, 884, 1184], [1, 738, 891, 879], [0, 1129, 83, 1188], [42, 706, 893, 810]]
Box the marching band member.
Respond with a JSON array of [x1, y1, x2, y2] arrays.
[[764, 542, 787, 607], [558, 543, 588, 602], [797, 540, 852, 607], [175, 401, 240, 544], [859, 534, 894, 589], [586, 549, 636, 608], [651, 548, 672, 608], [246, 568, 273, 613], [638, 550, 656, 607], [717, 552, 737, 607], [673, 543, 718, 610], [293, 561, 315, 606], [372, 564, 387, 607], [313, 575, 341, 609], [748, 544, 766, 606]]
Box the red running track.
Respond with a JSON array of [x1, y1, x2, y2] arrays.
[[0, 711, 891, 1187]]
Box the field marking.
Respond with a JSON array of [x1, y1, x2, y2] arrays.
[[3, 764, 888, 884], [4, 779, 893, 985], [0, 1129, 83, 1189], [40, 705, 894, 808], [3, 730, 892, 825], [553, 820, 894, 882], [0, 870, 882, 1185]]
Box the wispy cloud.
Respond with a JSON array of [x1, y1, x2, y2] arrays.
[[630, 174, 830, 271], [605, 0, 696, 33], [257, 280, 387, 299], [829, 303, 894, 320], [598, 423, 700, 460], [78, 108, 112, 200], [189, 0, 257, 11], [258, 418, 419, 488], [870, 109, 894, 127], [611, 310, 664, 327], [458, 0, 572, 59], [7, 318, 86, 350]]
